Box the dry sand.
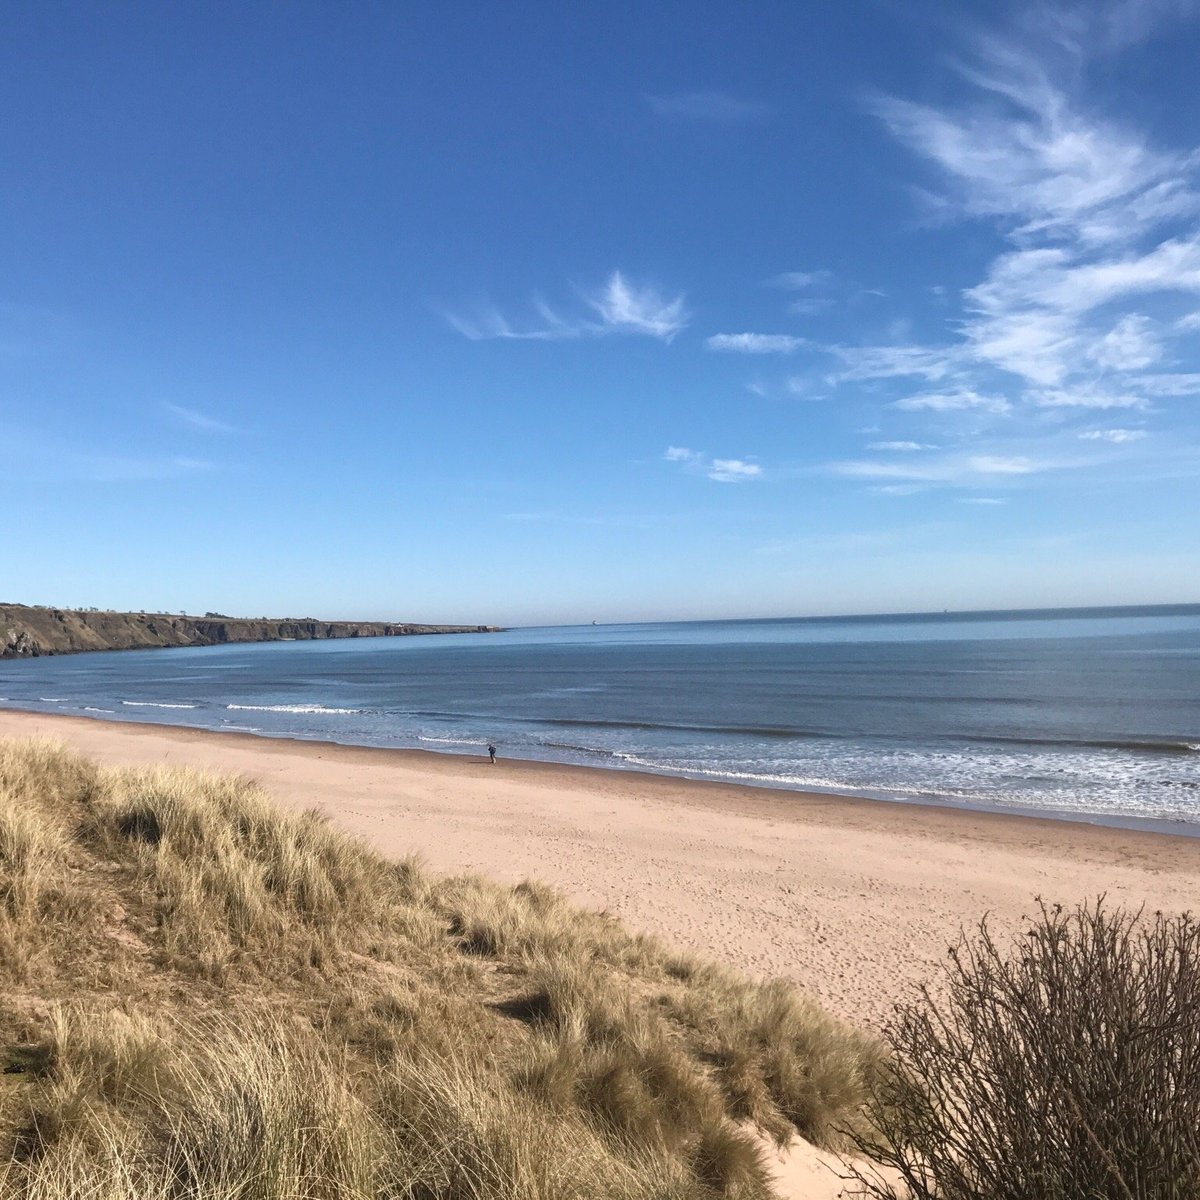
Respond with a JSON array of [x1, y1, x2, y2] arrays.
[[4, 708, 1199, 1198]]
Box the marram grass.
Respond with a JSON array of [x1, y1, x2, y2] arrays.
[[0, 738, 880, 1199]]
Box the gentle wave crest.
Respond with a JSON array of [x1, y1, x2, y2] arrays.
[[122, 701, 199, 709], [965, 733, 1200, 756], [226, 703, 361, 715], [542, 716, 831, 739], [612, 751, 849, 790]]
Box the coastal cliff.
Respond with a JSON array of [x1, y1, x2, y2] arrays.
[[0, 604, 499, 659]]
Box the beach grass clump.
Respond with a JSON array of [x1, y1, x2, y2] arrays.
[[0, 739, 99, 815], [0, 741, 99, 985], [664, 969, 879, 1147], [845, 898, 1200, 1199], [430, 871, 665, 970], [0, 737, 880, 1199], [83, 763, 447, 981]]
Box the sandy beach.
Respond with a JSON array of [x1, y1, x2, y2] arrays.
[[4, 708, 1198, 1030]]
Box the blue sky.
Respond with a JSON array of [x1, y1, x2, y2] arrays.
[[4, 1, 1199, 625]]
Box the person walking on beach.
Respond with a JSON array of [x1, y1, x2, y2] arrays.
[[487, 743, 497, 764]]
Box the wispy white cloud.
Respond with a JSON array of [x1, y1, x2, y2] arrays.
[[869, 39, 1199, 247], [969, 454, 1038, 475], [445, 272, 688, 343], [588, 273, 689, 339], [1079, 427, 1147, 442], [828, 410, 1166, 491], [1032, 0, 1200, 58], [645, 91, 770, 123], [956, 242, 1200, 386], [164, 403, 239, 434], [1029, 386, 1148, 409], [784, 376, 826, 399], [830, 343, 965, 383], [442, 303, 580, 342], [788, 298, 836, 316], [766, 270, 832, 290], [830, 459, 944, 482], [706, 333, 805, 354], [1089, 313, 1162, 370], [893, 389, 1012, 414], [763, 269, 843, 316], [830, 450, 1052, 484], [663, 446, 763, 483], [959, 496, 1008, 505], [708, 458, 762, 482], [817, 17, 1200, 463], [1137, 373, 1200, 396], [873, 483, 929, 497], [831, 421, 1161, 493]]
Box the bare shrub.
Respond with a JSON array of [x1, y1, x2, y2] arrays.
[[846, 899, 1200, 1200]]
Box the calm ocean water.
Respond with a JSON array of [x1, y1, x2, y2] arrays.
[[3, 606, 1199, 829]]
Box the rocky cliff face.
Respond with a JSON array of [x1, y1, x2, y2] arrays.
[[0, 605, 498, 658]]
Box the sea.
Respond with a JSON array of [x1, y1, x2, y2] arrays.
[[2, 605, 1199, 831]]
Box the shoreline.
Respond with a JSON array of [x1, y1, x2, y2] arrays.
[[4, 706, 1200, 1033], [1, 701, 1197, 841]]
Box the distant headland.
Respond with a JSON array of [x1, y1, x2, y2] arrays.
[[0, 604, 500, 659]]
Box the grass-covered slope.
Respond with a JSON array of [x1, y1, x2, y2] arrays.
[[0, 739, 878, 1199]]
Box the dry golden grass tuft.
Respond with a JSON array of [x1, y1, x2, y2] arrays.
[[0, 738, 880, 1198]]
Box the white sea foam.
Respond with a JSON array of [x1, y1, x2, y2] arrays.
[[613, 751, 848, 791], [226, 703, 361, 715], [84, 706, 116, 714], [39, 697, 67, 703], [220, 723, 262, 732], [122, 701, 198, 709], [418, 735, 487, 747]]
